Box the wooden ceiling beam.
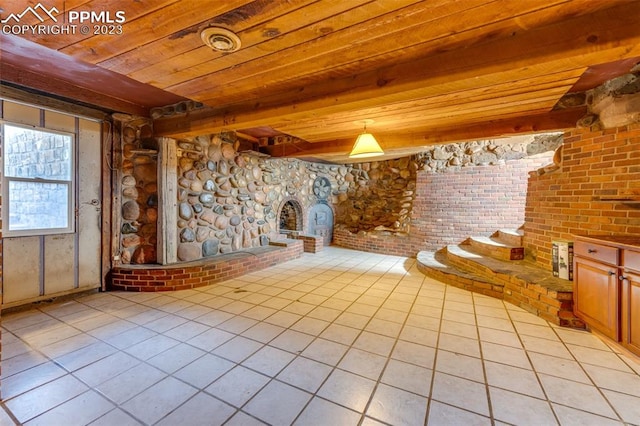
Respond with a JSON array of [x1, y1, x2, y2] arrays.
[[154, 2, 640, 139], [0, 63, 150, 116], [265, 108, 586, 160]]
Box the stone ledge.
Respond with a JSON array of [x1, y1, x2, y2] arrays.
[[417, 246, 584, 328], [110, 240, 304, 292]]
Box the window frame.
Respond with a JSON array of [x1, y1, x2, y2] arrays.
[[1, 121, 76, 237]]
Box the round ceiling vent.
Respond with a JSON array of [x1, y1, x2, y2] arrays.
[[201, 27, 241, 52]]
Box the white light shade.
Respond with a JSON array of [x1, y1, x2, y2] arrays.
[[349, 132, 384, 158]]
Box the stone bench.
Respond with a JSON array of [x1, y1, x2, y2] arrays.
[[110, 239, 304, 292]]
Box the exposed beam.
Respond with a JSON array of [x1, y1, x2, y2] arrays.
[[262, 108, 586, 160]]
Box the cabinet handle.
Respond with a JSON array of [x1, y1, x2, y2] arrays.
[[608, 271, 615, 276], [588, 249, 597, 253], [619, 275, 627, 281]]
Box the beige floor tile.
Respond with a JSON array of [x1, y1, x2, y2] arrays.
[[339, 348, 387, 380], [75, 352, 141, 387], [438, 333, 481, 357], [120, 377, 196, 425], [485, 361, 545, 398], [528, 352, 591, 384], [539, 374, 618, 418], [392, 340, 436, 368], [244, 381, 312, 425], [95, 363, 165, 404], [163, 321, 209, 342], [521, 335, 573, 359], [427, 401, 491, 425], [5, 375, 88, 423], [440, 319, 478, 339], [147, 343, 206, 373], [291, 317, 330, 335], [568, 344, 634, 373], [155, 392, 235, 426], [352, 331, 396, 357], [366, 383, 428, 425], [551, 403, 624, 426], [277, 356, 333, 393], [26, 390, 114, 426], [268, 329, 315, 353], [381, 359, 432, 396], [365, 318, 403, 338], [225, 411, 267, 426], [2, 362, 68, 400], [89, 408, 142, 426], [205, 366, 269, 407], [2, 350, 48, 378], [319, 323, 360, 345], [436, 350, 484, 382], [317, 369, 376, 412], [431, 372, 490, 417], [601, 389, 640, 424], [478, 327, 523, 348], [241, 321, 285, 343], [294, 397, 360, 426], [581, 363, 640, 398], [481, 341, 531, 369], [302, 338, 349, 365], [242, 345, 295, 377], [173, 353, 235, 389], [399, 324, 438, 347], [489, 387, 557, 426]]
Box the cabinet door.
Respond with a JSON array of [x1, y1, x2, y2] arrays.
[[621, 271, 640, 356], [574, 257, 619, 340]]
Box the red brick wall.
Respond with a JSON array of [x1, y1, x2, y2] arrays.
[[413, 159, 550, 251], [525, 124, 640, 268], [110, 240, 303, 292], [334, 157, 550, 256]]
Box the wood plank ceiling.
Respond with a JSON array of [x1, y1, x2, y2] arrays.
[[2, 0, 640, 162]]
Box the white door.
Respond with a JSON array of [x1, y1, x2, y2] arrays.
[[1, 100, 102, 307]]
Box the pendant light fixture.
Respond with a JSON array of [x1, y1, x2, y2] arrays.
[[349, 120, 384, 158]]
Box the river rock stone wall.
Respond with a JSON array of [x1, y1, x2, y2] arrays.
[[174, 135, 348, 262], [117, 117, 158, 264], [335, 157, 417, 234]]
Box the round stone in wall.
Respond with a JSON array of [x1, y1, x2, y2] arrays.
[[122, 223, 138, 234], [180, 228, 196, 243], [178, 243, 201, 262], [122, 201, 140, 221], [179, 202, 192, 220], [202, 239, 219, 257]]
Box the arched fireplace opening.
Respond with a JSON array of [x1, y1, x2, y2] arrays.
[[278, 199, 303, 234]]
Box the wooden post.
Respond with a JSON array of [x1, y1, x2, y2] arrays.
[[158, 137, 178, 264]]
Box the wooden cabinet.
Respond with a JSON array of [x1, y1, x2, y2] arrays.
[[574, 255, 619, 340], [574, 236, 640, 357], [621, 251, 640, 356]]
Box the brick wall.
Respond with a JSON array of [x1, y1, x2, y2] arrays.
[[525, 124, 640, 268], [334, 156, 550, 256], [110, 240, 303, 292]]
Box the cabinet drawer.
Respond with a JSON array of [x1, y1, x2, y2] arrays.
[[575, 241, 618, 265], [623, 249, 640, 273]]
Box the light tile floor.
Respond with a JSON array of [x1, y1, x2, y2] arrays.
[[1, 247, 640, 425]]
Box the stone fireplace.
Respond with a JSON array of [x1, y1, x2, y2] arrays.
[[278, 198, 303, 234]]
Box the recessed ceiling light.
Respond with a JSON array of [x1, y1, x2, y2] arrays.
[[201, 27, 241, 52]]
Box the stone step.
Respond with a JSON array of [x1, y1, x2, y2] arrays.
[[492, 228, 524, 247], [417, 249, 505, 299], [418, 244, 581, 328], [466, 236, 525, 261]]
